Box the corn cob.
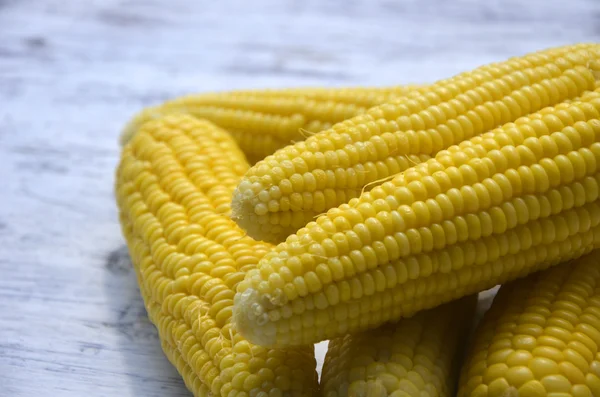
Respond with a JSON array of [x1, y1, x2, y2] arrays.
[[321, 295, 477, 397], [232, 88, 600, 348], [120, 85, 425, 163], [231, 44, 600, 244], [458, 251, 600, 397], [115, 114, 318, 396]]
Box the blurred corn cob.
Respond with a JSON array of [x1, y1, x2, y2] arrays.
[[121, 85, 426, 164]]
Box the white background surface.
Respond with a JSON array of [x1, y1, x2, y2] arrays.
[[2, 0, 600, 395]]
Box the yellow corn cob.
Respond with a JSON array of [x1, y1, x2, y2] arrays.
[[222, 85, 426, 103], [115, 114, 318, 396], [120, 85, 425, 163], [232, 44, 600, 243], [232, 89, 600, 348], [321, 295, 477, 397], [458, 251, 600, 397]]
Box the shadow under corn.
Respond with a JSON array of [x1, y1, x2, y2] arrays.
[[102, 245, 191, 397]]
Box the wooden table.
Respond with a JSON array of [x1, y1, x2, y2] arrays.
[[2, 0, 599, 395]]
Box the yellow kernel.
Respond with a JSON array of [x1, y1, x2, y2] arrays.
[[540, 374, 572, 393], [505, 366, 534, 387], [529, 357, 560, 379]]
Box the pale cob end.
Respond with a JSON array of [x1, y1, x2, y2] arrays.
[[230, 181, 270, 242], [458, 251, 600, 397], [230, 178, 300, 243], [233, 288, 279, 347]]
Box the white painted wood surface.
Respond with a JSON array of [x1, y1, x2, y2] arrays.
[[1, 0, 599, 395]]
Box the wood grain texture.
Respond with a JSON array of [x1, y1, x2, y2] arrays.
[[1, 0, 599, 395]]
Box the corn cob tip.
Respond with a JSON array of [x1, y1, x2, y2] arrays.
[[119, 106, 169, 146], [119, 119, 138, 146], [233, 288, 278, 347], [230, 186, 254, 232], [231, 182, 279, 243]]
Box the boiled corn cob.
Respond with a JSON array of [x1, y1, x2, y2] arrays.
[[321, 295, 477, 397], [231, 43, 600, 243], [121, 85, 425, 163], [115, 114, 318, 396], [232, 88, 600, 348], [458, 251, 600, 397]]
